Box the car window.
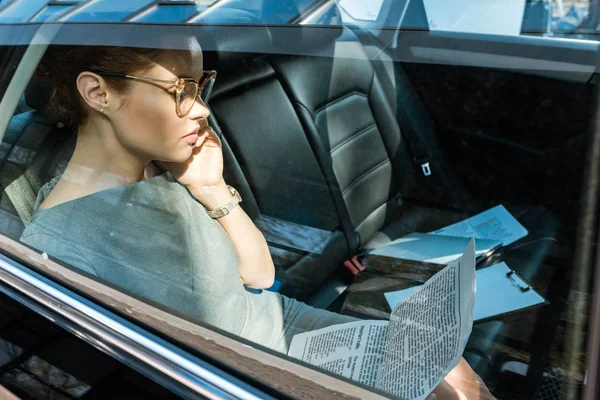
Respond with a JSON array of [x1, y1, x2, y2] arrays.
[[328, 0, 597, 41], [338, 0, 386, 22], [0, 1, 599, 399]]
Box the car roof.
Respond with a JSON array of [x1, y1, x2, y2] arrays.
[[0, 0, 316, 24]]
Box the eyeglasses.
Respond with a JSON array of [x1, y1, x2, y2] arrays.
[[96, 70, 217, 117]]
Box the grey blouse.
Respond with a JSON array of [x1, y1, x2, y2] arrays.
[[20, 172, 355, 353]]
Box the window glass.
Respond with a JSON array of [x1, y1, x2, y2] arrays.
[[338, 0, 385, 22], [0, 3, 598, 399], [421, 0, 596, 40]]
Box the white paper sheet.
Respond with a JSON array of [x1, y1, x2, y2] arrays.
[[377, 240, 475, 399], [370, 232, 501, 264], [287, 320, 388, 386], [385, 262, 545, 321], [288, 239, 477, 399], [430, 205, 528, 246]]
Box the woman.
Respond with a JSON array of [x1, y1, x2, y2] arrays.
[[20, 44, 492, 399]]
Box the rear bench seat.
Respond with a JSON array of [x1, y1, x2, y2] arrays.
[[206, 17, 472, 300], [268, 27, 468, 252]]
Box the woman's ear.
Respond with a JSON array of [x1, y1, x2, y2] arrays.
[[76, 72, 110, 114]]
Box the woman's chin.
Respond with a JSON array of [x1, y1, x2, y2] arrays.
[[164, 147, 194, 163]]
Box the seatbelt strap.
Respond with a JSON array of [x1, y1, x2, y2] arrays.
[[352, 26, 434, 177], [4, 125, 63, 224], [392, 66, 434, 177], [5, 174, 37, 224]]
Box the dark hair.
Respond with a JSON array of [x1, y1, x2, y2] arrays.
[[38, 46, 166, 127]]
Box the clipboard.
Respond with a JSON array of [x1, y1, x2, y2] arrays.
[[384, 262, 547, 323]]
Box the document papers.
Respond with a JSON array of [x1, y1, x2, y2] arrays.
[[385, 262, 546, 322], [288, 239, 476, 400], [370, 232, 501, 264], [430, 205, 528, 246]]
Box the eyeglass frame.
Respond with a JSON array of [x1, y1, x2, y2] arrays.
[[94, 70, 217, 118]]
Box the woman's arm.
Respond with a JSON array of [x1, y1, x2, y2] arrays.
[[164, 125, 275, 289], [189, 182, 275, 289]]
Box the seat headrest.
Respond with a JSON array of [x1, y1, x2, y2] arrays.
[[269, 2, 344, 54], [193, 8, 273, 70]]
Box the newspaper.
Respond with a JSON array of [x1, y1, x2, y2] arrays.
[[288, 239, 476, 399], [430, 205, 527, 246]]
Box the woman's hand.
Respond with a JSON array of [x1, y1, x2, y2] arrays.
[[429, 380, 468, 400], [430, 358, 496, 400], [163, 123, 224, 193]]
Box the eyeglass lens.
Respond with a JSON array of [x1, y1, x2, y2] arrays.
[[178, 75, 216, 116], [178, 82, 199, 116]]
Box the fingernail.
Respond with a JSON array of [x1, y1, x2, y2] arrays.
[[426, 394, 437, 400]]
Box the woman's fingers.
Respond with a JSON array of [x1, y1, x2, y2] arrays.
[[444, 358, 496, 400], [432, 379, 464, 400]]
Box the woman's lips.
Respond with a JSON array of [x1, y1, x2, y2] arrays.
[[183, 123, 212, 146], [183, 133, 199, 145]]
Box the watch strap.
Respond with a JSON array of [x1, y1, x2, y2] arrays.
[[206, 185, 242, 219]]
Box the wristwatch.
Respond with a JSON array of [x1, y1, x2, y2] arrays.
[[206, 185, 242, 219]]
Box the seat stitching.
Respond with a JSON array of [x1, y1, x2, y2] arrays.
[[314, 91, 368, 117], [341, 158, 390, 196], [329, 123, 377, 154]]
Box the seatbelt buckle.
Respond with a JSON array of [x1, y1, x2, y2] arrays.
[[351, 256, 366, 272], [343, 259, 360, 275], [413, 154, 432, 177], [343, 256, 367, 275]]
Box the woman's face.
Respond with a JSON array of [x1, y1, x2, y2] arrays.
[[108, 50, 210, 163]]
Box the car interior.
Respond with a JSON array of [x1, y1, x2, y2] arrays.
[[0, 1, 596, 398]]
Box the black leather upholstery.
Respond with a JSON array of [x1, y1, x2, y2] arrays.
[[269, 30, 464, 249], [209, 58, 352, 298], [211, 59, 341, 232]]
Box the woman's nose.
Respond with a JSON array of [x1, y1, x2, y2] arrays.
[[188, 99, 210, 120]]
